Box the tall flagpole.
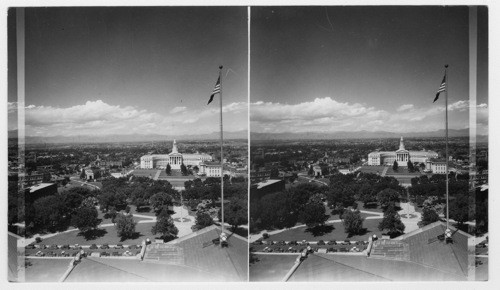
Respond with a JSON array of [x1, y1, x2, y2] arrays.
[[219, 65, 224, 234], [445, 64, 449, 231]]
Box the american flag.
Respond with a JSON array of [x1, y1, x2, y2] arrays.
[[433, 74, 446, 103], [208, 76, 221, 105]]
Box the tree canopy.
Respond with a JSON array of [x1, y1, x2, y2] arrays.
[[299, 202, 329, 228], [342, 209, 364, 237], [115, 213, 136, 240], [378, 205, 405, 237], [151, 210, 178, 241], [72, 206, 101, 234]]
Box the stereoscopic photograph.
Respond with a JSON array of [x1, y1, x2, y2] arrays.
[[249, 6, 488, 282], [5, 3, 490, 286], [7, 6, 249, 282]]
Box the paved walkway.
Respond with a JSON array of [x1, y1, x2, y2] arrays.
[[297, 175, 328, 186], [380, 166, 389, 177], [249, 209, 383, 243], [398, 202, 421, 234], [170, 205, 195, 237], [152, 170, 161, 181]]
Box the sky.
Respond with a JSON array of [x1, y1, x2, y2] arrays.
[[8, 7, 248, 137], [250, 6, 488, 135]]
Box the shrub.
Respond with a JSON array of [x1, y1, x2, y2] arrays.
[[35, 237, 42, 243]]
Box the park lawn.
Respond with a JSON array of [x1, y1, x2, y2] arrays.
[[128, 205, 156, 217], [327, 211, 381, 222], [249, 254, 298, 282], [269, 219, 384, 242], [25, 258, 72, 282], [40, 222, 157, 246], [356, 201, 384, 213]]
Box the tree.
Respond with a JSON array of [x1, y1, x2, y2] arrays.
[[149, 192, 174, 215], [98, 191, 127, 212], [193, 211, 213, 231], [32, 195, 69, 232], [418, 207, 440, 228], [407, 159, 415, 172], [115, 213, 136, 240], [166, 164, 171, 176], [377, 188, 400, 211], [299, 202, 329, 228], [308, 165, 314, 176], [151, 210, 178, 241], [72, 206, 101, 234], [393, 160, 398, 172], [447, 194, 471, 226], [270, 167, 280, 178], [180, 163, 188, 176], [342, 209, 364, 237], [80, 170, 86, 180], [258, 191, 298, 230], [63, 192, 84, 215], [378, 205, 405, 237], [223, 198, 248, 230]]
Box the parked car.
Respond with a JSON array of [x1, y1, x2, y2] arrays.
[[100, 244, 110, 249], [327, 240, 337, 245], [128, 245, 138, 250], [50, 244, 59, 250], [317, 240, 325, 245], [35, 251, 45, 257], [25, 244, 36, 249], [90, 244, 98, 250], [61, 244, 70, 250], [114, 244, 124, 249]]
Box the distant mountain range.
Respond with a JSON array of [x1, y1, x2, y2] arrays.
[[8, 128, 487, 144], [8, 130, 248, 144], [251, 128, 482, 141]]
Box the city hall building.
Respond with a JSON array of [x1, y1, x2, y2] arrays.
[[140, 140, 213, 170], [367, 137, 438, 167]]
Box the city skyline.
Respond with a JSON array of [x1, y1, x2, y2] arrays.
[[250, 6, 488, 135], [8, 7, 248, 137]]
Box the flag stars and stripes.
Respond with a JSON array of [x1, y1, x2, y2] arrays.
[[208, 76, 221, 105], [433, 74, 446, 103]]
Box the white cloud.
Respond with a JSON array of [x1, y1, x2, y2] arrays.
[[9, 100, 247, 137], [397, 104, 414, 112], [251, 97, 486, 134], [170, 106, 187, 114]]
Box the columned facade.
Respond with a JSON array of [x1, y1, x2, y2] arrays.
[[140, 140, 213, 170], [367, 137, 438, 167]]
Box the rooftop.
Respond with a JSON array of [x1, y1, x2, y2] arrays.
[[251, 221, 474, 282], [256, 179, 283, 189], [29, 183, 56, 193]]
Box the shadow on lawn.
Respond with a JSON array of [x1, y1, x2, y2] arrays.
[[78, 228, 108, 241], [305, 225, 334, 237], [120, 232, 143, 242], [346, 228, 370, 239]]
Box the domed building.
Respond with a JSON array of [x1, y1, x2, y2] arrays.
[[367, 137, 438, 167], [140, 140, 213, 170]]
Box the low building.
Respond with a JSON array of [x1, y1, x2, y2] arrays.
[[19, 171, 43, 187], [200, 162, 222, 177]]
